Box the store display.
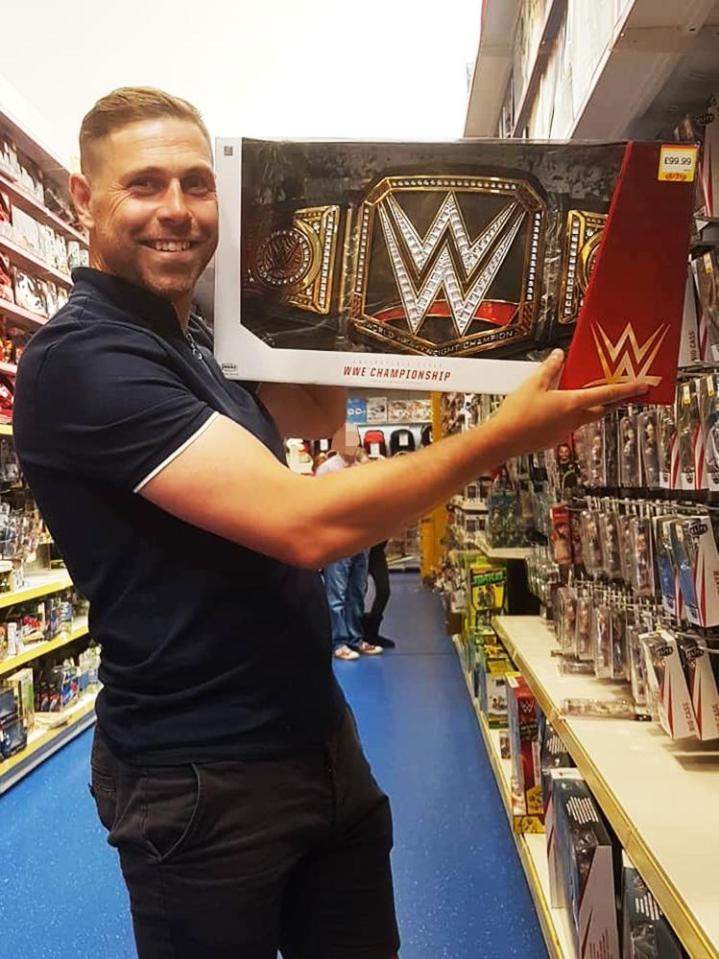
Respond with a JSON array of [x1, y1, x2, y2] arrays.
[[216, 138, 693, 393], [547, 768, 621, 959], [506, 674, 544, 830], [622, 853, 687, 958]]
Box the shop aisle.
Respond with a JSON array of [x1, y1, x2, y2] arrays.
[[0, 575, 547, 959]]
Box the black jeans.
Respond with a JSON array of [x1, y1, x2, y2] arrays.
[[90, 709, 400, 959], [365, 542, 390, 638]]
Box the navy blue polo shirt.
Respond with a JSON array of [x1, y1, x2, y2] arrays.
[[14, 268, 345, 764]]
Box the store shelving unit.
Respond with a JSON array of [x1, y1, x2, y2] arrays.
[[0, 569, 73, 611], [476, 532, 533, 562], [0, 296, 46, 330], [0, 236, 72, 288], [0, 616, 88, 679], [0, 692, 97, 795], [0, 171, 86, 245], [492, 615, 719, 959], [451, 635, 575, 959], [466, 0, 719, 140]]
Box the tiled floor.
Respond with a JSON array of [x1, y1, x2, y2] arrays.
[[0, 574, 546, 959]]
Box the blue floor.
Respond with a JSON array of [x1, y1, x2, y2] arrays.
[[0, 575, 547, 959]]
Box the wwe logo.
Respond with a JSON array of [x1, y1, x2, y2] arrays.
[[587, 321, 669, 387], [377, 193, 525, 337]]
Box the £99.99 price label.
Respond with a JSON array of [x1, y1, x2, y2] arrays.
[[658, 144, 698, 182]]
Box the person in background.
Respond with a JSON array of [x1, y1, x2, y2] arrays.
[[364, 539, 394, 649], [318, 448, 381, 661]]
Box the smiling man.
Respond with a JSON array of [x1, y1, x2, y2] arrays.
[[12, 88, 646, 959]]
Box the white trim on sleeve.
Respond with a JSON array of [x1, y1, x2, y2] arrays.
[[133, 411, 220, 494]]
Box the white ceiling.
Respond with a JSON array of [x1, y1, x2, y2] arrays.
[[0, 0, 481, 162]]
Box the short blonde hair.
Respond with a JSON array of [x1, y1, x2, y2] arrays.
[[79, 86, 212, 174]]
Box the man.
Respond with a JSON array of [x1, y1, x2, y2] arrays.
[[13, 87, 645, 959]]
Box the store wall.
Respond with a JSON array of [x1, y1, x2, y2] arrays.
[[0, 0, 481, 162]]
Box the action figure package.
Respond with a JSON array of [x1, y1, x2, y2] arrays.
[[680, 637, 719, 741], [637, 409, 660, 489], [592, 600, 613, 679], [476, 644, 515, 728], [622, 853, 687, 958], [676, 380, 703, 492], [215, 138, 693, 394], [575, 591, 594, 662], [540, 726, 573, 816], [599, 510, 622, 580], [629, 516, 655, 598], [671, 516, 719, 628], [547, 769, 621, 959], [619, 410, 640, 488], [626, 616, 651, 708], [581, 509, 604, 579], [468, 563, 507, 627], [553, 585, 577, 656], [642, 631, 697, 739], [653, 516, 683, 619], [693, 251, 719, 364], [506, 675, 544, 831], [549, 504, 573, 576], [677, 269, 701, 368], [568, 505, 585, 576], [697, 372, 719, 493], [657, 404, 679, 491], [610, 604, 629, 681]]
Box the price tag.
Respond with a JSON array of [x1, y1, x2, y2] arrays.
[[399, 433, 410, 447], [370, 443, 380, 456], [658, 145, 697, 182]]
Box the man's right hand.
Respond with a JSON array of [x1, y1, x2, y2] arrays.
[[490, 349, 649, 459]]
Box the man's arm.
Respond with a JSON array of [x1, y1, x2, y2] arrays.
[[141, 352, 647, 569], [257, 383, 347, 439]]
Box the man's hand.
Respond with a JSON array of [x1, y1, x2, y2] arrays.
[[258, 383, 347, 439], [489, 349, 648, 458]]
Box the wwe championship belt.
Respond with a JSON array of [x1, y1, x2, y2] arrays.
[[240, 144, 618, 360]]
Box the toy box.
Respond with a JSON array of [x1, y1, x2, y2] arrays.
[[548, 769, 620, 959], [622, 853, 687, 958], [507, 674, 544, 831], [215, 139, 693, 395]]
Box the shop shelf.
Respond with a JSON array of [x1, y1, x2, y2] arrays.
[[0, 616, 89, 679], [0, 171, 87, 246], [493, 614, 719, 959], [0, 692, 97, 794], [451, 635, 575, 959], [476, 532, 533, 561], [0, 569, 73, 612], [0, 235, 72, 288], [0, 296, 46, 330], [510, 0, 566, 136]]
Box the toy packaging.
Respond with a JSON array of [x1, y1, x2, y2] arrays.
[[642, 632, 697, 740], [548, 769, 621, 959], [622, 853, 687, 958], [215, 138, 693, 395], [507, 674, 544, 831]]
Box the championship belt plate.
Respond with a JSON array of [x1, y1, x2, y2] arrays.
[[243, 173, 551, 357]]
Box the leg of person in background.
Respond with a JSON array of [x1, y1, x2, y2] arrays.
[[347, 550, 382, 656], [364, 540, 395, 649], [324, 557, 360, 661]]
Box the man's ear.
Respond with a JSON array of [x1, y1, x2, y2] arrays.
[[69, 173, 95, 231]]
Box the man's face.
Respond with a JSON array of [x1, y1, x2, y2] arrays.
[[80, 118, 218, 310]]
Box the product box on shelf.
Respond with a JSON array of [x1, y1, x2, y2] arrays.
[[468, 562, 507, 628], [214, 138, 694, 395], [642, 631, 697, 740], [6, 667, 34, 731], [622, 853, 687, 958], [506, 674, 544, 832], [681, 638, 719, 742], [548, 768, 621, 959], [476, 644, 514, 728]]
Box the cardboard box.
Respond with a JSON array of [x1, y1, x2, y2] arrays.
[[6, 667, 34, 731], [507, 674, 544, 831], [476, 644, 513, 727], [549, 769, 621, 959], [642, 631, 697, 740], [622, 853, 687, 958], [214, 138, 693, 400]]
